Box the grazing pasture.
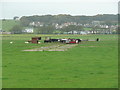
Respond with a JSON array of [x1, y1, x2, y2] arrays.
[[2, 34, 118, 88], [1, 20, 20, 31]]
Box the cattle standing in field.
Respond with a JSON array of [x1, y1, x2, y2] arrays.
[[44, 39, 59, 43], [44, 40, 51, 43], [60, 39, 68, 43], [76, 39, 82, 43], [96, 38, 99, 41], [67, 39, 78, 44], [50, 39, 59, 42], [59, 39, 82, 44], [44, 39, 60, 43], [44, 38, 82, 44]]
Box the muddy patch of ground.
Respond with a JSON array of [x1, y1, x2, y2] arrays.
[[23, 44, 78, 51]]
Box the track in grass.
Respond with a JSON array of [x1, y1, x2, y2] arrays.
[[23, 44, 78, 51]]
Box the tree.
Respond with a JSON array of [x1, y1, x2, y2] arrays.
[[34, 26, 55, 34], [62, 25, 83, 34], [10, 25, 23, 34], [53, 30, 61, 34], [91, 26, 99, 34], [13, 16, 19, 20], [20, 16, 30, 27]]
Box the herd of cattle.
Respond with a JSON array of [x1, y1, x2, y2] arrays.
[[44, 38, 82, 44], [28, 37, 99, 44]]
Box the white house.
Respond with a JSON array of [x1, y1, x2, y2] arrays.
[[22, 28, 34, 33], [67, 30, 90, 35], [68, 31, 78, 34]]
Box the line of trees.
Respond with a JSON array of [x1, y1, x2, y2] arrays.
[[9, 24, 117, 34], [10, 25, 23, 34], [34, 26, 55, 34], [34, 25, 84, 34], [9, 24, 84, 34]]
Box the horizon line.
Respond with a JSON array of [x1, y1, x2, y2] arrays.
[[0, 13, 118, 19]]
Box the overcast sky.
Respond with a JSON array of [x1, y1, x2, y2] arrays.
[[0, 0, 119, 19]]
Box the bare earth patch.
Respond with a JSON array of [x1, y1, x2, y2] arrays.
[[23, 44, 78, 51]]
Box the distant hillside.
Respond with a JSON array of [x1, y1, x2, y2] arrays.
[[20, 14, 118, 26], [1, 14, 118, 32], [1, 20, 20, 31]]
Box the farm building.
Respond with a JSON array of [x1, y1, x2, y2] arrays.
[[64, 31, 90, 35], [22, 28, 34, 33], [0, 30, 11, 34]]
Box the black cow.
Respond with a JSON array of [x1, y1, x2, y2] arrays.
[[50, 39, 59, 42], [44, 39, 60, 43], [96, 38, 99, 41], [60, 39, 67, 43], [76, 39, 82, 43], [44, 40, 51, 43], [38, 37, 41, 40]]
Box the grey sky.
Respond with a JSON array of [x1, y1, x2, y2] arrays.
[[0, 0, 119, 19]]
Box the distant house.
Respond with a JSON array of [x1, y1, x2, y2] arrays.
[[0, 31, 11, 34], [68, 31, 78, 34], [65, 30, 90, 35], [29, 22, 44, 27], [0, 30, 11, 34], [22, 28, 34, 33], [92, 21, 100, 26], [0, 30, 5, 32], [80, 31, 90, 35]]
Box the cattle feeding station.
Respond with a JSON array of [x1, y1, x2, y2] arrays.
[[27, 36, 98, 45], [24, 36, 100, 51], [28, 37, 41, 44]]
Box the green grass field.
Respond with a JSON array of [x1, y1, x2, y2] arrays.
[[2, 34, 118, 88], [1, 20, 20, 31]]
